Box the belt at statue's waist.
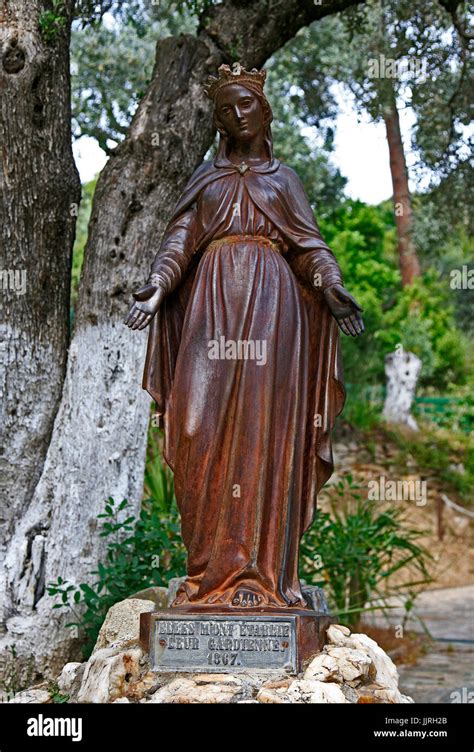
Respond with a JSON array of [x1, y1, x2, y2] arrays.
[[204, 235, 282, 254]]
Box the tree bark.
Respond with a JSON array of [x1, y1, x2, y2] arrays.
[[1, 0, 363, 683], [0, 0, 80, 657], [382, 350, 421, 431], [383, 93, 421, 286]]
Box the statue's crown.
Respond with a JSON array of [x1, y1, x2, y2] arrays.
[[204, 62, 266, 100]]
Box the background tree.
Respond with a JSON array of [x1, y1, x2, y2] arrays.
[[267, 0, 472, 286], [70, 1, 195, 152], [0, 0, 80, 632]]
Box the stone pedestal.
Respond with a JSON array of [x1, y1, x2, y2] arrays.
[[140, 606, 333, 675]]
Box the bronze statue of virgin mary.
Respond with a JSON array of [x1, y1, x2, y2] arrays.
[[126, 63, 364, 612]]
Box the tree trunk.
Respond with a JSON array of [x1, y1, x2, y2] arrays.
[[383, 94, 421, 286], [382, 350, 422, 431], [0, 0, 80, 653], [0, 0, 363, 683]]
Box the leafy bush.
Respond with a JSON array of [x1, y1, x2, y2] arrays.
[[341, 383, 383, 430], [301, 475, 433, 626], [321, 201, 399, 386], [39, 0, 67, 43], [387, 424, 474, 503], [378, 272, 468, 388]]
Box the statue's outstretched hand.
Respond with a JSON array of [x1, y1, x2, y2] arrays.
[[124, 283, 165, 330], [323, 284, 364, 337]]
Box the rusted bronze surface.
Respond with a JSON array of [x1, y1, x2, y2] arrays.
[[126, 63, 364, 617]]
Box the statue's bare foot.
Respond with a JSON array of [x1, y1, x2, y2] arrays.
[[232, 589, 263, 608], [170, 583, 190, 607]]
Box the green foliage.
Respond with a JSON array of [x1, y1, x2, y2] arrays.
[[342, 385, 382, 431], [47, 682, 70, 704], [144, 427, 175, 510], [387, 423, 474, 503], [414, 393, 474, 434], [0, 645, 37, 701], [48, 463, 185, 658], [74, 1, 197, 29], [333, 0, 470, 184], [411, 192, 474, 335], [271, 0, 471, 259], [321, 200, 399, 384], [39, 0, 67, 43], [318, 200, 469, 390], [378, 272, 468, 386], [71, 4, 195, 149], [175, 0, 216, 14], [71, 26, 153, 149], [71, 177, 96, 323], [301, 475, 433, 626], [267, 24, 347, 220]]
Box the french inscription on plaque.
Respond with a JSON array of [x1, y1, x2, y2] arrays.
[[150, 614, 297, 672]]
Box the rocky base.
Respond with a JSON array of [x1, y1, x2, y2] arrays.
[[8, 593, 413, 704]]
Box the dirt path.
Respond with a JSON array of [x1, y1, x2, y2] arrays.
[[364, 586, 474, 703], [398, 644, 473, 703]]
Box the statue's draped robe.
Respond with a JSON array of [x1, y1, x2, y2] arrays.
[[143, 154, 345, 608]]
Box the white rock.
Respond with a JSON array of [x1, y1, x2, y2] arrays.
[[347, 633, 413, 703], [347, 634, 398, 689], [92, 598, 155, 654], [256, 687, 291, 704], [237, 699, 260, 703], [128, 587, 168, 610], [287, 680, 348, 704], [57, 662, 86, 700], [78, 645, 144, 703], [147, 675, 244, 704], [323, 646, 374, 684], [332, 624, 351, 636], [326, 624, 351, 646], [339, 684, 359, 703], [303, 653, 340, 682], [192, 673, 242, 685], [374, 687, 414, 704], [9, 689, 51, 704]]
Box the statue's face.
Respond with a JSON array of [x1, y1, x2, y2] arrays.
[[215, 84, 264, 142]]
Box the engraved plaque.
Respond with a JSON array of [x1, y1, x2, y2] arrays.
[[149, 614, 298, 673]]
